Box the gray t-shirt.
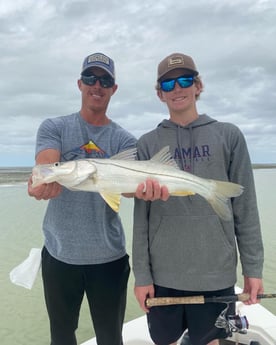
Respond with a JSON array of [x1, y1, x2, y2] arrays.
[[36, 112, 137, 264]]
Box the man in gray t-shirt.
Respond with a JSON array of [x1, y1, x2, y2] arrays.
[[28, 52, 168, 345]]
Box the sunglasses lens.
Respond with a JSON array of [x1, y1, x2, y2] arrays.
[[99, 75, 115, 88], [178, 76, 194, 88], [160, 76, 194, 92], [160, 79, 176, 92], [81, 75, 115, 88], [81, 75, 97, 86]]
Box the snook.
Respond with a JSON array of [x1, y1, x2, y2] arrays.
[[32, 146, 243, 220]]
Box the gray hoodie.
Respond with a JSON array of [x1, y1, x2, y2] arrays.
[[133, 114, 263, 291]]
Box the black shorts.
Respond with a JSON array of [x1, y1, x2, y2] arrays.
[[147, 285, 235, 345]]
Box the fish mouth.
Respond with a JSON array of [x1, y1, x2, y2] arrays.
[[33, 165, 55, 176], [31, 162, 77, 187], [31, 166, 56, 187]]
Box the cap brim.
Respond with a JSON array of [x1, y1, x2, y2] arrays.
[[158, 68, 198, 81]]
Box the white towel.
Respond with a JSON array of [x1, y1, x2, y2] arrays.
[[9, 248, 42, 289]]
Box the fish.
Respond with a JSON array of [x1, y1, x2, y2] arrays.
[[31, 146, 243, 220]]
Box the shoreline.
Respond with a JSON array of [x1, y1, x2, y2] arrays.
[[252, 164, 276, 169]]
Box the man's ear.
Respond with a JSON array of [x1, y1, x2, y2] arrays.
[[111, 84, 118, 95], [157, 89, 166, 102], [195, 78, 203, 97], [77, 79, 82, 91]]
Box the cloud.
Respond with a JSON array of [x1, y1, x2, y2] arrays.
[[0, 0, 276, 165]]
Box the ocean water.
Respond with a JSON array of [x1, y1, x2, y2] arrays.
[[0, 168, 275, 345]]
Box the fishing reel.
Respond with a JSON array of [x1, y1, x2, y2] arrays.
[[215, 303, 249, 336]]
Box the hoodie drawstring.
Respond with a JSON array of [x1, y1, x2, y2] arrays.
[[176, 125, 195, 174]]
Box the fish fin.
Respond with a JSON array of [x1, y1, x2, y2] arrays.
[[150, 146, 179, 169], [171, 191, 195, 196], [207, 180, 244, 221], [100, 192, 121, 212], [110, 148, 137, 161]]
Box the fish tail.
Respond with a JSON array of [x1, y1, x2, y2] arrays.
[[207, 180, 244, 221]]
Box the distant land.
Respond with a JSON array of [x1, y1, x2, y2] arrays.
[[252, 163, 276, 169]]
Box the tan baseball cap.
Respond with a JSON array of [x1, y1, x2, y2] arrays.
[[157, 53, 199, 81]]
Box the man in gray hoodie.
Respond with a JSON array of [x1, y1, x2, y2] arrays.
[[133, 53, 264, 345]]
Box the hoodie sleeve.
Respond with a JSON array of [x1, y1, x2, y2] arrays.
[[228, 125, 264, 278]]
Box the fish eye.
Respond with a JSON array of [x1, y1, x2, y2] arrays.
[[54, 162, 60, 167]]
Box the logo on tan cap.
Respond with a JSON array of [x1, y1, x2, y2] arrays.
[[168, 56, 185, 67]]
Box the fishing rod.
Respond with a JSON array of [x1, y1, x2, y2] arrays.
[[146, 293, 276, 307], [146, 293, 276, 337]]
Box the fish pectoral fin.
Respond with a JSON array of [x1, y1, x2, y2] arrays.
[[170, 191, 195, 196], [100, 192, 121, 212]]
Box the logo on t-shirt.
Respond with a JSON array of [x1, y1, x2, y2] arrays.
[[80, 141, 106, 155], [62, 140, 109, 160]]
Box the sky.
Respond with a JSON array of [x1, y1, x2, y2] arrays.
[[1, 0, 276, 166]]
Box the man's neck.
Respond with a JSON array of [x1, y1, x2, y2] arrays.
[[169, 110, 199, 127], [80, 109, 110, 126]]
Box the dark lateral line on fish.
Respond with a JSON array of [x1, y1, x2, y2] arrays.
[[91, 160, 203, 183]]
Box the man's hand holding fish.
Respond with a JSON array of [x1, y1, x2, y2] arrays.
[[127, 179, 170, 201], [28, 176, 62, 200]]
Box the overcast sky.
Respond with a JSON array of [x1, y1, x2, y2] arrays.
[[1, 0, 275, 166]]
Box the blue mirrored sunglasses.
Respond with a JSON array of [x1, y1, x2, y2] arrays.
[[160, 75, 194, 92], [81, 74, 115, 88]]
